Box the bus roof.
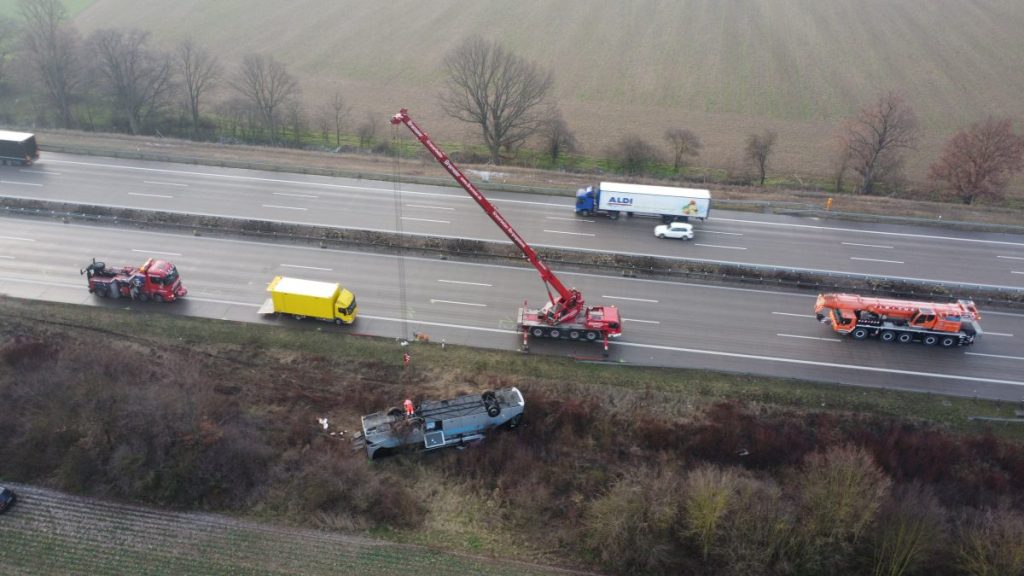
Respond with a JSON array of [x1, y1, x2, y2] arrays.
[[599, 182, 710, 199]]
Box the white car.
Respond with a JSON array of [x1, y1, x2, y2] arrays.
[[654, 221, 694, 240]]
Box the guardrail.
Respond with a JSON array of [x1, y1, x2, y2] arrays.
[[4, 196, 1022, 308]]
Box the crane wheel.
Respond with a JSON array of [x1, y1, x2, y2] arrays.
[[940, 336, 956, 347], [880, 330, 896, 342], [585, 331, 598, 341], [923, 335, 938, 346], [569, 330, 581, 340], [531, 327, 544, 338], [549, 329, 561, 339], [851, 328, 869, 340], [897, 333, 913, 343]]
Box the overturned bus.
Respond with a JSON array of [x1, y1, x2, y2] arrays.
[[355, 388, 524, 459]]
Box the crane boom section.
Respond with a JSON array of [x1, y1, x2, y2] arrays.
[[391, 109, 573, 302]]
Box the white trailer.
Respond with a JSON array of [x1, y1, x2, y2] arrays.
[[575, 181, 711, 222]]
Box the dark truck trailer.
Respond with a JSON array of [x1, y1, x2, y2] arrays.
[[0, 131, 40, 166]]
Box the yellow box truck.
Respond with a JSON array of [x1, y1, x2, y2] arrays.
[[258, 276, 357, 325]]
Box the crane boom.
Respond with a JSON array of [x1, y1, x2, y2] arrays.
[[391, 109, 583, 324]]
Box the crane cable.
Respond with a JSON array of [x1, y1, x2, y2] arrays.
[[391, 122, 409, 344]]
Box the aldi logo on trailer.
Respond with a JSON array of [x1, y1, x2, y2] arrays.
[[607, 196, 633, 207]]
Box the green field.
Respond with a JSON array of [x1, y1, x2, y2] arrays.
[[55, 0, 1024, 180]]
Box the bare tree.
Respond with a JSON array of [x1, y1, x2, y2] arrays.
[[231, 53, 299, 143], [664, 128, 702, 172], [177, 38, 220, 137], [955, 506, 1024, 576], [0, 17, 18, 94], [837, 92, 919, 195], [745, 129, 778, 186], [18, 0, 83, 128], [327, 89, 349, 149], [89, 29, 174, 135], [609, 135, 661, 177], [541, 109, 577, 164], [929, 117, 1024, 205], [440, 35, 553, 164], [285, 100, 306, 148], [356, 112, 377, 149]]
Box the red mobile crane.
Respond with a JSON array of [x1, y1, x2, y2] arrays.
[[391, 109, 622, 353]]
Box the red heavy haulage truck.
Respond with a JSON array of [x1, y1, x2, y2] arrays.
[[82, 258, 187, 302], [815, 293, 982, 347]]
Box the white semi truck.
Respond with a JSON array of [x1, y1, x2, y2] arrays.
[[575, 181, 711, 223]]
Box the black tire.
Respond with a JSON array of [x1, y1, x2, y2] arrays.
[[656, 233, 665, 239], [108, 281, 120, 299], [851, 327, 869, 340], [940, 336, 956, 347], [569, 330, 581, 340], [922, 335, 938, 345], [505, 413, 523, 430], [549, 329, 561, 339], [880, 330, 896, 342], [386, 407, 403, 417], [897, 332, 913, 343], [336, 318, 344, 326], [152, 293, 164, 303], [531, 327, 544, 338], [585, 331, 599, 341], [487, 405, 501, 418]]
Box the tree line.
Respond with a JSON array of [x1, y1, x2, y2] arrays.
[[1, 0, 1022, 204]]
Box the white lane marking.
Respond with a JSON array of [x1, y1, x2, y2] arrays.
[[546, 216, 591, 222], [713, 216, 1024, 248], [0, 180, 43, 186], [544, 229, 595, 236], [601, 295, 659, 303], [143, 180, 189, 187], [851, 257, 904, 264], [132, 249, 181, 256], [984, 310, 1024, 318], [1012, 271, 1024, 275], [613, 341, 1024, 387], [984, 332, 1014, 337], [772, 312, 814, 318], [261, 204, 308, 211], [842, 242, 893, 249], [281, 264, 332, 271], [700, 230, 743, 236], [0, 255, 14, 259], [21, 169, 61, 175], [402, 217, 450, 224], [273, 192, 318, 198], [129, 192, 174, 199], [406, 204, 455, 211], [996, 255, 1024, 260], [966, 352, 1024, 361], [624, 318, 661, 324], [695, 243, 747, 250], [0, 235, 35, 242], [438, 279, 493, 287], [430, 299, 487, 307], [777, 333, 841, 342]]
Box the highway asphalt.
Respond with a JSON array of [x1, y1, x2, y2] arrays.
[[1, 153, 1023, 289], [2, 217, 1023, 401]]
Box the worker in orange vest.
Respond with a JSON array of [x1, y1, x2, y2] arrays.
[[403, 398, 415, 416], [403, 352, 411, 367]]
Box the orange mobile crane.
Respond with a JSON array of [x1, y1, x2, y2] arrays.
[[391, 109, 622, 354], [815, 293, 981, 347]]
